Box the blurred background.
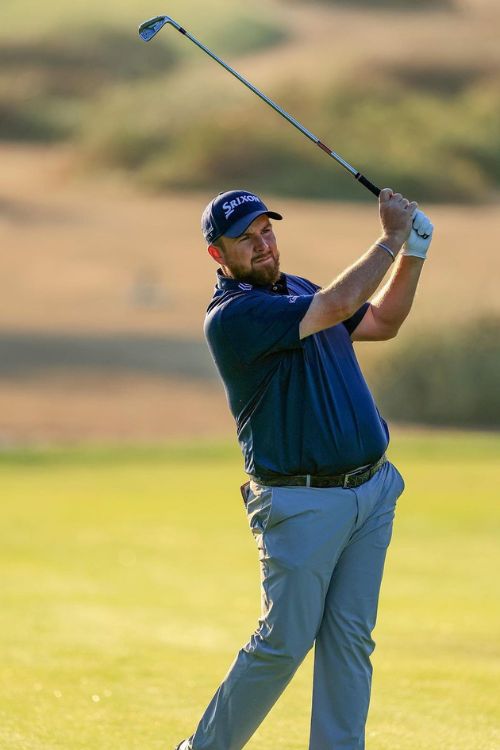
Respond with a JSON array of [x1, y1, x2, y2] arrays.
[[2, 4, 500, 750], [1, 0, 499, 443]]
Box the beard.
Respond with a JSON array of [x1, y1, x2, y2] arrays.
[[230, 254, 281, 287]]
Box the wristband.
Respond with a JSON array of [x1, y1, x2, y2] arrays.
[[376, 242, 395, 262]]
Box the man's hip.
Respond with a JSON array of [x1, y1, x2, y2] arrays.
[[246, 453, 387, 491]]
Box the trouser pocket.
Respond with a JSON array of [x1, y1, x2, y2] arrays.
[[240, 481, 250, 507], [244, 482, 274, 535]]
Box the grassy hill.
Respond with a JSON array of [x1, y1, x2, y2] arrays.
[[1, 0, 499, 440], [1, 0, 499, 201]]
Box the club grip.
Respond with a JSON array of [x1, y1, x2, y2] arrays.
[[355, 173, 381, 197]]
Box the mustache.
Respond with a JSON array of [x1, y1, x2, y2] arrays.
[[253, 252, 275, 262]]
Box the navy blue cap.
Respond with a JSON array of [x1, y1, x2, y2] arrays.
[[201, 189, 282, 244]]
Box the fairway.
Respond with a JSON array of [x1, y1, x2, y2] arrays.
[[1, 432, 499, 750]]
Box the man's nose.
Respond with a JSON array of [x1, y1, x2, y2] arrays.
[[255, 234, 268, 251]]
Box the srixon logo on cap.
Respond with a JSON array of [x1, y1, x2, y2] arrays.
[[222, 194, 260, 219]]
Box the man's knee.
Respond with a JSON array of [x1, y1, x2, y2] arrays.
[[329, 611, 376, 659], [244, 631, 314, 676]]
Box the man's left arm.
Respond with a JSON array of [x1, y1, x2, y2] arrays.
[[351, 210, 433, 341]]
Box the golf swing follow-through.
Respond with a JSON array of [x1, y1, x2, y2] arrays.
[[138, 13, 430, 239], [138, 13, 434, 750]]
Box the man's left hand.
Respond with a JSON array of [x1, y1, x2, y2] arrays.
[[402, 210, 434, 259]]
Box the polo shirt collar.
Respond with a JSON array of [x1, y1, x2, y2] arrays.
[[216, 269, 288, 294], [216, 270, 254, 293]]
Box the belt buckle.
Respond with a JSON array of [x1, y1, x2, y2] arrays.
[[343, 465, 366, 488]]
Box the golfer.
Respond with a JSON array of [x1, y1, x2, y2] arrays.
[[175, 188, 433, 750]]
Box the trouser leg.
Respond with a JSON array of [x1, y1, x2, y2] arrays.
[[309, 462, 405, 750], [188, 483, 359, 750]]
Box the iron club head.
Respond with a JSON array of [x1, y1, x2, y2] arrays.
[[138, 15, 180, 42]]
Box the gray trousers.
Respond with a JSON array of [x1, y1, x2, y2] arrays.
[[187, 461, 405, 750]]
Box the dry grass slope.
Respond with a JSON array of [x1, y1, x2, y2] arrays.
[[2, 146, 499, 336], [1, 145, 499, 442], [1, 0, 499, 441]]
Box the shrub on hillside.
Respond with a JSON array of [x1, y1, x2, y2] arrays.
[[0, 16, 288, 143], [371, 319, 500, 428], [0, 100, 71, 141], [80, 64, 500, 203], [0, 27, 179, 141], [207, 16, 289, 55], [0, 28, 178, 97]]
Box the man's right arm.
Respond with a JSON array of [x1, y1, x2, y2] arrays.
[[299, 189, 417, 340]]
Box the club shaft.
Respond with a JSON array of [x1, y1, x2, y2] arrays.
[[171, 23, 380, 197]]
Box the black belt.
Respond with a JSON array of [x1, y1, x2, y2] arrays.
[[249, 454, 387, 489]]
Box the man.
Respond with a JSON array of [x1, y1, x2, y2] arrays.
[[175, 188, 433, 750]]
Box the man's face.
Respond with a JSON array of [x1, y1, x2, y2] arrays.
[[209, 214, 280, 286]]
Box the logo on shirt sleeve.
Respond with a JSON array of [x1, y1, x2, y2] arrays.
[[288, 296, 298, 303]]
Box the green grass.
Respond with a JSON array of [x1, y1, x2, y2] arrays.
[[1, 431, 499, 749]]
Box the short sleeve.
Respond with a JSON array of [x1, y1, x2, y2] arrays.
[[342, 302, 370, 335], [221, 293, 314, 365]]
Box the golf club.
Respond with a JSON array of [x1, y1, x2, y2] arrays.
[[138, 14, 381, 197], [138, 14, 428, 238]]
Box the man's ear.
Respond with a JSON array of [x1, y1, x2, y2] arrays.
[[207, 244, 223, 263]]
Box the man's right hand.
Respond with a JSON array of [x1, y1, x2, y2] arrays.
[[378, 188, 417, 250]]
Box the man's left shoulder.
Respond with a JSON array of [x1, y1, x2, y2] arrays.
[[285, 273, 320, 295]]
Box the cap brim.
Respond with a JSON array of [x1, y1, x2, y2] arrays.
[[224, 210, 283, 239]]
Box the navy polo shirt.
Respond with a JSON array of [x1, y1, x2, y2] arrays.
[[204, 271, 389, 478]]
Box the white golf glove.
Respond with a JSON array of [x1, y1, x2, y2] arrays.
[[402, 209, 434, 259]]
